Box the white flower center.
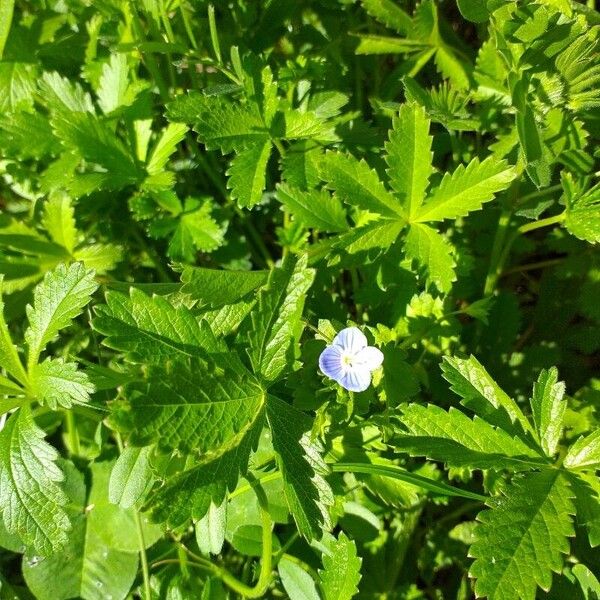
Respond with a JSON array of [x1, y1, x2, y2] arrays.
[[341, 353, 354, 367]]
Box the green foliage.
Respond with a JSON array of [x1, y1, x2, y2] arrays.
[[0, 0, 599, 598]]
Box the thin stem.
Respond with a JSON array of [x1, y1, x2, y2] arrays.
[[227, 471, 282, 501], [483, 208, 512, 296], [65, 410, 80, 456], [501, 257, 564, 278]]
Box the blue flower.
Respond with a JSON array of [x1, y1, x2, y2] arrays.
[[318, 326, 384, 392]]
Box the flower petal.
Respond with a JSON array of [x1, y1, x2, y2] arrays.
[[355, 346, 384, 371], [332, 327, 367, 354], [338, 366, 372, 393], [319, 344, 344, 381]]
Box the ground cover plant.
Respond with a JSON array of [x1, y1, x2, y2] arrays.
[[0, 0, 599, 598]]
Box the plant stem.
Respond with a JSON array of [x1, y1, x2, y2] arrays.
[[65, 410, 80, 456], [483, 208, 512, 296]]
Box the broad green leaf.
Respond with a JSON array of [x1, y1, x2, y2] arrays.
[[146, 122, 188, 176], [93, 287, 223, 361], [394, 404, 545, 470], [276, 184, 348, 232], [414, 157, 515, 222], [321, 152, 404, 219], [245, 255, 315, 382], [0, 62, 37, 111], [181, 266, 268, 308], [280, 141, 322, 189], [73, 243, 122, 274], [147, 419, 263, 527], [266, 396, 332, 539], [24, 262, 97, 370], [470, 470, 575, 600], [281, 109, 337, 142], [362, 0, 412, 34], [0, 111, 57, 159], [573, 564, 600, 600], [0, 277, 26, 383], [42, 193, 77, 254], [441, 355, 534, 437], [279, 556, 321, 600], [565, 181, 600, 244], [39, 71, 95, 114], [384, 103, 433, 217], [199, 300, 256, 337], [0, 406, 70, 555], [0, 0, 15, 59], [109, 446, 153, 509], [97, 53, 129, 115], [29, 358, 94, 409], [227, 140, 273, 208], [195, 501, 226, 555], [123, 358, 265, 454], [457, 0, 489, 22], [404, 223, 456, 292], [570, 474, 600, 548], [529, 367, 566, 457], [564, 430, 600, 470], [319, 532, 362, 600]]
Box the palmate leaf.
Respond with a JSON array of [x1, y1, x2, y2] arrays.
[[319, 532, 362, 600], [123, 358, 266, 455], [0, 406, 71, 555], [24, 262, 97, 370], [244, 255, 315, 383], [320, 152, 404, 219], [93, 287, 224, 362], [414, 156, 515, 222], [384, 103, 433, 217], [529, 367, 566, 457], [227, 140, 273, 208], [394, 404, 545, 470], [470, 470, 575, 600], [404, 223, 456, 292], [147, 419, 263, 527], [266, 396, 332, 540]]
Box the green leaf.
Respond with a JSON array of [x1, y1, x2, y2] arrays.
[[0, 277, 26, 384], [319, 532, 362, 600], [146, 122, 188, 176], [123, 358, 266, 454], [0, 0, 15, 59], [39, 71, 95, 114], [529, 367, 566, 457], [470, 470, 575, 600], [147, 419, 262, 527], [0, 406, 70, 555], [321, 152, 404, 219], [441, 355, 534, 437], [276, 184, 348, 232], [266, 396, 332, 540], [570, 474, 600, 548], [244, 255, 315, 382], [42, 193, 77, 254], [354, 35, 428, 55], [181, 266, 268, 308], [0, 62, 37, 112], [93, 288, 223, 362], [97, 53, 129, 115], [414, 157, 516, 222], [29, 358, 94, 409], [195, 501, 226, 556], [394, 404, 545, 470], [565, 181, 600, 244], [457, 0, 489, 23], [332, 220, 404, 258], [24, 262, 97, 370], [227, 140, 273, 209], [564, 430, 600, 470], [385, 103, 433, 218], [280, 141, 322, 189], [108, 446, 153, 509], [361, 0, 412, 34], [279, 556, 321, 600], [404, 223, 456, 292], [73, 243, 122, 274], [573, 564, 600, 600]]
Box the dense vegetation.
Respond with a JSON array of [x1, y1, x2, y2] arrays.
[[0, 0, 599, 598]]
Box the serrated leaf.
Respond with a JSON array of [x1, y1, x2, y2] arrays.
[[123, 358, 265, 454], [109, 446, 153, 509], [331, 220, 404, 259], [565, 181, 600, 244], [93, 287, 223, 362], [414, 157, 515, 222], [529, 367, 566, 457], [321, 152, 404, 219], [362, 0, 412, 34], [147, 419, 262, 527], [24, 262, 97, 370], [354, 35, 428, 55], [564, 430, 600, 470], [281, 109, 337, 142], [97, 53, 129, 115], [319, 532, 362, 600], [73, 243, 122, 274], [394, 404, 545, 470], [42, 193, 77, 254], [470, 470, 575, 600], [280, 141, 322, 189], [146, 122, 188, 176], [441, 355, 534, 437], [0, 62, 37, 111], [266, 396, 332, 540], [276, 184, 348, 232], [404, 223, 456, 292], [0, 406, 70, 555], [39, 71, 95, 114], [0, 277, 26, 383], [29, 358, 94, 409], [385, 103, 433, 217], [227, 140, 272, 208], [245, 255, 315, 382]]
